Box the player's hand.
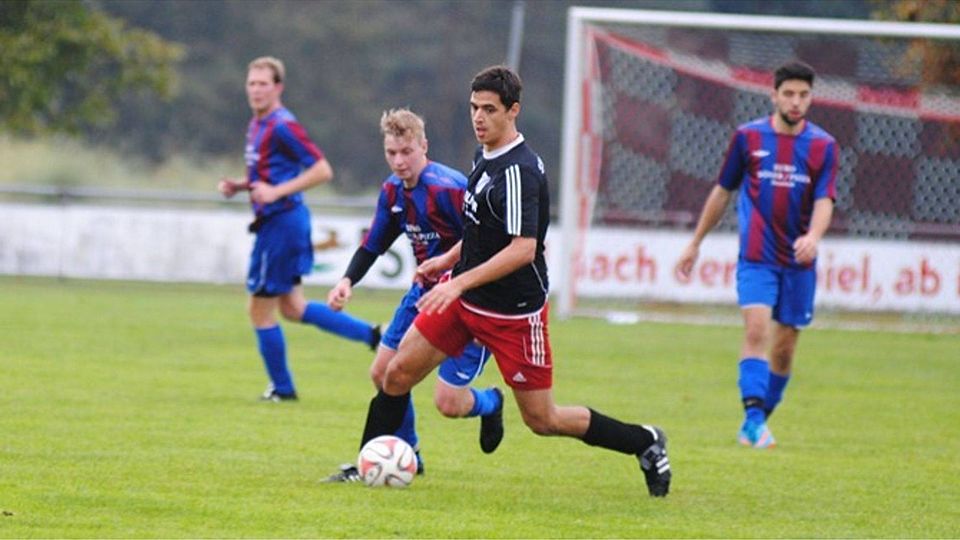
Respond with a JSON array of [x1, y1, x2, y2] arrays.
[[793, 234, 818, 265], [250, 182, 281, 205], [417, 256, 449, 284], [674, 243, 700, 281], [327, 278, 352, 311], [416, 279, 462, 315], [218, 178, 242, 198]]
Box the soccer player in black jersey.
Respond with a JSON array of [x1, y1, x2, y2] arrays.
[[357, 66, 671, 496]]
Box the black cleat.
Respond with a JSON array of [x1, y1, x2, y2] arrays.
[[322, 463, 361, 483], [415, 450, 425, 476], [479, 387, 505, 454], [637, 426, 671, 497], [323, 449, 423, 483], [368, 324, 382, 351], [260, 384, 298, 402]]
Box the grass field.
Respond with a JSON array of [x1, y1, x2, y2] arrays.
[[1, 276, 958, 538]]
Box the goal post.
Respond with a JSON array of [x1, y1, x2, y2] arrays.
[[556, 7, 960, 319]]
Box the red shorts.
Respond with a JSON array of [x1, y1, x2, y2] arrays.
[[414, 300, 553, 391]]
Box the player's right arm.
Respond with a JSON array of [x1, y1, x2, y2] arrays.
[[417, 162, 544, 315], [327, 247, 379, 310], [676, 130, 744, 280], [217, 177, 250, 198], [327, 184, 400, 310], [676, 185, 733, 279], [416, 240, 462, 283], [417, 236, 533, 316]]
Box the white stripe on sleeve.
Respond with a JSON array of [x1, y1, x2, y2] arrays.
[[506, 165, 521, 235]]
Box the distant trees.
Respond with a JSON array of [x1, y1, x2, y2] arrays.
[[872, 0, 960, 89], [0, 0, 183, 133], [14, 0, 952, 196], [93, 0, 525, 190]]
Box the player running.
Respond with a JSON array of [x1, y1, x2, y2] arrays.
[[218, 56, 380, 402], [323, 108, 504, 482], [353, 66, 671, 497]]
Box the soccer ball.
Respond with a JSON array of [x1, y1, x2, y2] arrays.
[[357, 435, 417, 488]]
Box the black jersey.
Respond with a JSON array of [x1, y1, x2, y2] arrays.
[[455, 134, 549, 314]]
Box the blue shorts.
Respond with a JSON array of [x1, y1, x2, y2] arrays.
[[382, 284, 492, 387], [246, 205, 314, 296], [736, 260, 817, 328]]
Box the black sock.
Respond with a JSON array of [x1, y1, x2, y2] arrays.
[[581, 408, 656, 455], [359, 390, 410, 450]]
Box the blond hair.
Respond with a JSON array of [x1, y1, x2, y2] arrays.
[[248, 56, 285, 83], [380, 108, 426, 142]]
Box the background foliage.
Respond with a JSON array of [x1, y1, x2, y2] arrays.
[[0, 0, 881, 195], [2, 0, 954, 195], [0, 0, 181, 134]]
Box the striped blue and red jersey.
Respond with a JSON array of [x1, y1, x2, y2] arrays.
[[717, 116, 838, 269], [361, 161, 467, 286], [244, 107, 324, 218]]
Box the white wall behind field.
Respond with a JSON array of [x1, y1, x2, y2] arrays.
[[2, 202, 958, 314], [0, 203, 415, 289]]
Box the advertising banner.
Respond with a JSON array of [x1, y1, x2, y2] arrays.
[[569, 228, 960, 313], [2, 204, 957, 314]]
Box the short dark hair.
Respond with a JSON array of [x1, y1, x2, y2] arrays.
[[774, 61, 815, 89], [471, 65, 522, 109]]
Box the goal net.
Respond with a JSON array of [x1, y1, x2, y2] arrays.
[[556, 8, 960, 320]]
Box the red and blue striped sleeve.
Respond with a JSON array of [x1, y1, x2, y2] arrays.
[[426, 185, 465, 253], [717, 130, 747, 191], [275, 120, 323, 169], [814, 139, 838, 201], [361, 183, 403, 256]]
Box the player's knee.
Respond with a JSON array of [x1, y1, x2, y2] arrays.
[[369, 366, 385, 389], [744, 325, 767, 348], [382, 364, 414, 395]]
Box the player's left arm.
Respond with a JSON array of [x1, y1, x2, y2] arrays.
[[417, 240, 463, 282], [250, 122, 333, 204], [794, 140, 838, 265], [251, 158, 332, 204], [794, 198, 833, 264]]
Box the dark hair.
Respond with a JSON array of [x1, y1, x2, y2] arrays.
[[471, 65, 522, 109], [774, 61, 815, 89]]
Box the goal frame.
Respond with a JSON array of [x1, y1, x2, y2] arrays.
[[556, 7, 960, 319]]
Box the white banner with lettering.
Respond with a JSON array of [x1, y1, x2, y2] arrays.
[[2, 203, 957, 314], [568, 228, 960, 314]]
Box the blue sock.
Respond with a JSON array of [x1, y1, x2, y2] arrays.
[[301, 302, 374, 344], [394, 395, 419, 450], [738, 357, 769, 425], [255, 326, 294, 394], [765, 372, 791, 416], [467, 387, 503, 417]]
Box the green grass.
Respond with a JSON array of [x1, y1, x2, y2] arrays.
[[0, 136, 343, 202], [1, 276, 958, 538], [0, 136, 233, 192]]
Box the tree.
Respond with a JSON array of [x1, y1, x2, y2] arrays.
[[872, 0, 960, 88], [0, 0, 183, 133]]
